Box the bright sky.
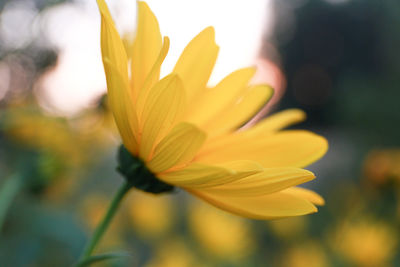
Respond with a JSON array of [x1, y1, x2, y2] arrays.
[[38, 0, 274, 115]]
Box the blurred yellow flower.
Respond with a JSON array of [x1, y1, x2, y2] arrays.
[[145, 238, 203, 267], [188, 200, 254, 259], [2, 103, 114, 167], [1, 103, 119, 201], [268, 216, 308, 240], [330, 219, 398, 267], [282, 241, 329, 267], [3, 109, 87, 166], [126, 191, 174, 239], [97, 0, 327, 219], [364, 149, 400, 185]]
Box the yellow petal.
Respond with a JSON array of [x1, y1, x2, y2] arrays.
[[198, 109, 306, 155], [147, 123, 206, 173], [98, 0, 127, 75], [131, 1, 162, 101], [216, 160, 264, 173], [136, 37, 170, 116], [206, 160, 265, 187], [173, 27, 219, 102], [204, 84, 273, 137], [188, 188, 318, 220], [159, 160, 263, 188], [283, 187, 325, 206], [139, 74, 186, 160], [97, 0, 138, 154], [197, 130, 328, 168], [199, 168, 315, 197], [185, 67, 256, 126], [245, 109, 306, 135], [158, 163, 234, 187]]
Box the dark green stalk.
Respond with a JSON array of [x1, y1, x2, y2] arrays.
[[0, 173, 23, 232], [76, 181, 132, 266]]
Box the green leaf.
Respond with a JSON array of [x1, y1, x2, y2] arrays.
[[75, 251, 131, 267]]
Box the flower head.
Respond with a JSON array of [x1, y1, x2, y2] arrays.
[[97, 0, 328, 219]]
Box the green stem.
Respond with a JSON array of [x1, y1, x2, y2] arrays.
[[76, 181, 132, 266], [0, 173, 23, 232], [76, 252, 131, 267]]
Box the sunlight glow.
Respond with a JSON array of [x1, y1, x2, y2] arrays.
[[39, 0, 273, 115]]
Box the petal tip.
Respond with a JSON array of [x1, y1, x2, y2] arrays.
[[310, 204, 318, 213], [304, 169, 316, 180], [199, 26, 218, 46], [97, 0, 111, 18], [138, 1, 151, 12], [203, 26, 216, 37], [163, 36, 170, 45], [296, 109, 307, 120], [317, 135, 329, 158], [313, 195, 325, 206]]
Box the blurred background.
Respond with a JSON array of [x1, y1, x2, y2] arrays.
[[0, 0, 399, 266]]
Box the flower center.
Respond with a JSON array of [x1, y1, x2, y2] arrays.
[[117, 145, 175, 194]]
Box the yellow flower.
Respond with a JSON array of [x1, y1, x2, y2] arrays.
[[188, 200, 254, 259], [268, 216, 308, 240], [330, 219, 398, 267], [364, 149, 400, 185], [145, 238, 204, 267], [3, 109, 87, 166], [97, 0, 328, 219], [282, 241, 329, 267], [126, 191, 174, 239]]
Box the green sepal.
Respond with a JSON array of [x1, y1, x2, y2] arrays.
[[117, 145, 175, 194]]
